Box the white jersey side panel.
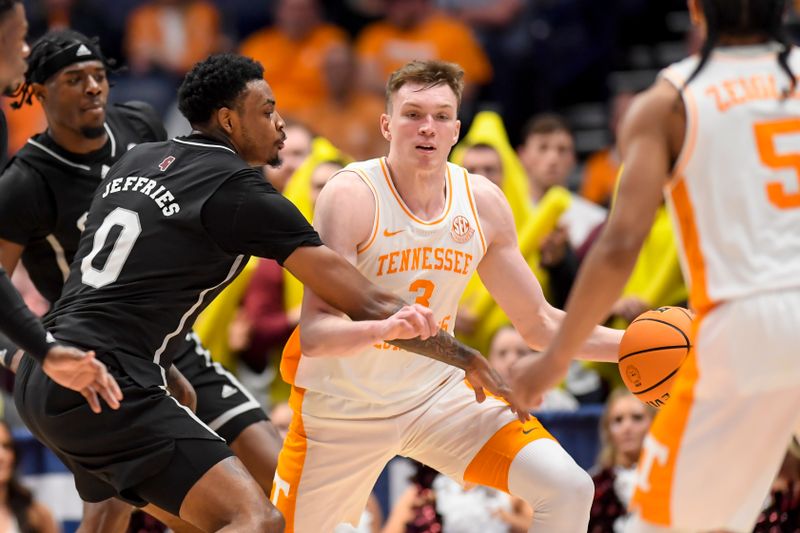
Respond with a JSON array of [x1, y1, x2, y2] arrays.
[[660, 45, 800, 311], [294, 158, 487, 418]]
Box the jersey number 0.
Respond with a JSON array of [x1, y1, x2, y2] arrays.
[[80, 207, 142, 288]]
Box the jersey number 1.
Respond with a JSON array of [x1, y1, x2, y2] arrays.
[[81, 208, 142, 288]]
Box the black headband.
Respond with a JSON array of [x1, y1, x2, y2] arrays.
[[30, 39, 105, 84]]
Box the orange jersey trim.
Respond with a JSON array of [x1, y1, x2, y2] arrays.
[[669, 177, 712, 313], [630, 313, 704, 526], [354, 169, 381, 254], [462, 168, 487, 255], [280, 326, 302, 385], [379, 157, 453, 226], [271, 386, 308, 532]]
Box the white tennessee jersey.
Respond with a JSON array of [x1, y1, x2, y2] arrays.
[[294, 157, 487, 418], [660, 44, 800, 312]]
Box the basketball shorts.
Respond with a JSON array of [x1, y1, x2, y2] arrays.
[[271, 375, 554, 532], [628, 289, 800, 533], [175, 332, 267, 443], [13, 354, 233, 516]]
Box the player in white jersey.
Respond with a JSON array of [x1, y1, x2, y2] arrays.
[[270, 60, 623, 532], [513, 1, 800, 531]]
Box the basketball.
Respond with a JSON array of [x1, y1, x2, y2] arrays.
[[618, 306, 693, 409]]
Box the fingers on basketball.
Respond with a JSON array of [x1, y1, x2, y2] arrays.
[[618, 306, 694, 409]]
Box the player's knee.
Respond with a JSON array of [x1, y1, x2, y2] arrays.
[[558, 466, 594, 510]]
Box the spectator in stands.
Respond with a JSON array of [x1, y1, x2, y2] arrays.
[[355, 0, 491, 103], [292, 43, 386, 160], [264, 120, 313, 191], [0, 420, 58, 533], [753, 437, 800, 531], [579, 90, 636, 208], [461, 142, 503, 187], [588, 388, 655, 533], [383, 459, 532, 533], [517, 113, 607, 311], [119, 0, 223, 114], [518, 113, 606, 252], [124, 0, 222, 77], [239, 0, 348, 118]]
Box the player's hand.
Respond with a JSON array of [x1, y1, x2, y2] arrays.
[[42, 346, 123, 414], [510, 350, 571, 410], [464, 354, 530, 422], [381, 304, 438, 341]]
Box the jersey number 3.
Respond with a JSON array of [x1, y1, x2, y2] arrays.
[[80, 208, 142, 288], [754, 118, 800, 209]]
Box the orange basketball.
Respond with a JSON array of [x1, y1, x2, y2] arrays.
[[618, 306, 693, 409]]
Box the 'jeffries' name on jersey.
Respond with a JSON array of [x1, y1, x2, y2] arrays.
[[101, 175, 180, 217]]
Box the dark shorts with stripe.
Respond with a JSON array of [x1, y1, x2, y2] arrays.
[[174, 332, 267, 443], [14, 355, 233, 515]]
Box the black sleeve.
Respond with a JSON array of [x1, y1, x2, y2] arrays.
[[114, 101, 168, 142], [0, 267, 52, 363], [202, 168, 323, 264], [0, 161, 55, 245]]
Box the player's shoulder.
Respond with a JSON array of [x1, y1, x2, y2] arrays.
[[109, 101, 167, 142], [467, 171, 507, 207]]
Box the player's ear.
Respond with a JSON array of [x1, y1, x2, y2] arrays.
[[216, 107, 235, 135], [380, 113, 391, 142], [452, 119, 461, 145]]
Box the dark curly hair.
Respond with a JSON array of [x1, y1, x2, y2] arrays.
[[178, 54, 265, 127], [685, 0, 793, 94]]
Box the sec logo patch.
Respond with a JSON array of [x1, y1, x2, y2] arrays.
[[450, 215, 474, 243]]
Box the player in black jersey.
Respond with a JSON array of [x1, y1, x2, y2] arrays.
[[13, 52, 520, 531], [0, 5, 122, 410], [0, 30, 291, 532]]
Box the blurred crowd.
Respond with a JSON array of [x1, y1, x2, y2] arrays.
[[4, 0, 800, 531]]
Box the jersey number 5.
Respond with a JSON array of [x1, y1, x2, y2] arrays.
[[81, 207, 142, 288], [754, 118, 800, 209]]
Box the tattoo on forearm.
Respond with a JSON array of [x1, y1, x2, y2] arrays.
[[389, 330, 477, 370]]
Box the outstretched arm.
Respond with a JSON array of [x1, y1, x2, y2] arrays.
[[470, 174, 623, 362], [512, 79, 680, 404]]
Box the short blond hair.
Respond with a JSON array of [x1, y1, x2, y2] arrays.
[[385, 60, 465, 111]]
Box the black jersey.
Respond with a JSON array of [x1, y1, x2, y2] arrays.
[[47, 134, 321, 388], [0, 102, 166, 304]]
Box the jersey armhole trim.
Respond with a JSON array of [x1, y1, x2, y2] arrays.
[[669, 81, 699, 184], [462, 168, 487, 255], [352, 169, 381, 254]]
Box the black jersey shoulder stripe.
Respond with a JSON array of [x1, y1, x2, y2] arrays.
[[26, 139, 91, 171], [172, 138, 236, 154]]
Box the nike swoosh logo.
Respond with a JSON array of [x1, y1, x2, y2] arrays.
[[383, 229, 404, 237], [522, 427, 538, 435]]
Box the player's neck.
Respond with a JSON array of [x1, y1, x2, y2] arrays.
[[716, 34, 771, 47], [47, 125, 107, 155], [384, 157, 447, 220]]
